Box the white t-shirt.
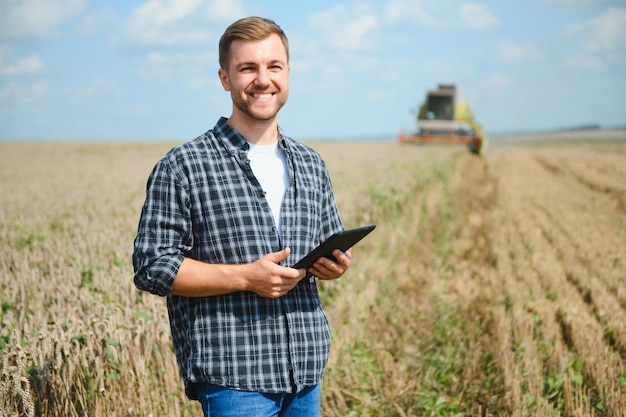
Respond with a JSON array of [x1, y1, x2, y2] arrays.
[[247, 141, 289, 235]]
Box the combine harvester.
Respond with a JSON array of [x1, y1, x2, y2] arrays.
[[399, 83, 487, 155]]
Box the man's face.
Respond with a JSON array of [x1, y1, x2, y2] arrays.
[[219, 33, 290, 123]]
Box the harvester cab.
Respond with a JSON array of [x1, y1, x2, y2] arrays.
[[400, 83, 487, 155]]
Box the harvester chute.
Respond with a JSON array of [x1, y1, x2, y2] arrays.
[[399, 84, 487, 155]]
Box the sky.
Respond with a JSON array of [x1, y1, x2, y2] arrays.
[[0, 0, 624, 141]]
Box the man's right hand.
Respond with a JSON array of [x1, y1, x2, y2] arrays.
[[246, 247, 306, 298], [170, 247, 305, 298]]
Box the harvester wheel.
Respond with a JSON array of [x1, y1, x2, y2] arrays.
[[469, 136, 486, 155]]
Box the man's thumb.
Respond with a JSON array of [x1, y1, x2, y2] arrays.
[[268, 247, 290, 264]]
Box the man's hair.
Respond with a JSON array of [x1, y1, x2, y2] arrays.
[[219, 16, 289, 70]]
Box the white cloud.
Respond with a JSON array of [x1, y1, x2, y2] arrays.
[[459, 3, 499, 30], [308, 4, 381, 50], [341, 14, 380, 49], [145, 52, 169, 65], [417, 59, 474, 77], [0, 0, 87, 38], [560, 7, 626, 70], [132, 0, 203, 27], [208, 0, 247, 22], [564, 53, 605, 70], [0, 80, 48, 103], [383, 0, 498, 30], [582, 7, 626, 53], [495, 40, 550, 62], [77, 8, 121, 37], [86, 77, 121, 95], [483, 72, 516, 89], [0, 45, 45, 76], [136, 50, 215, 88], [542, 0, 623, 11], [0, 55, 44, 76], [384, 0, 440, 26], [121, 0, 246, 47]]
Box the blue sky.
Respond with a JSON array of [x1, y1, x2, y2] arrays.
[[0, 0, 624, 141]]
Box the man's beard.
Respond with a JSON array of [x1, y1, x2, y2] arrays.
[[232, 91, 288, 122]]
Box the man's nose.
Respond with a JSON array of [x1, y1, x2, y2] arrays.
[[255, 67, 270, 86]]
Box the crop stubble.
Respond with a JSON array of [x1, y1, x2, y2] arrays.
[[0, 139, 624, 416]]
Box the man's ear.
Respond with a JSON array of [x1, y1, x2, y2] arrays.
[[218, 68, 230, 91]]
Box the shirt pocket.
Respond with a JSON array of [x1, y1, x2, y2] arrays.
[[295, 167, 325, 223]]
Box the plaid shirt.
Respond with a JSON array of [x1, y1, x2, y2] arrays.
[[133, 118, 344, 399]]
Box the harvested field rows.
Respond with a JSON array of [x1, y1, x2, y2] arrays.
[[1, 139, 625, 416]]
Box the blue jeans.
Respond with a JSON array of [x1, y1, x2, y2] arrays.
[[197, 384, 320, 417]]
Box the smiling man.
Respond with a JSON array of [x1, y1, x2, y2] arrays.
[[132, 16, 351, 417], [219, 26, 289, 130]]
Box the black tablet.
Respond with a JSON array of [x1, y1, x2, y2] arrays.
[[293, 225, 376, 271]]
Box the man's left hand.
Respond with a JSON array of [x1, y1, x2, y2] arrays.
[[309, 248, 352, 280]]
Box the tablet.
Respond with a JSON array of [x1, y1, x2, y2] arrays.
[[293, 225, 376, 271]]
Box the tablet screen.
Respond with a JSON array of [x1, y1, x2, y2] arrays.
[[293, 225, 376, 271]]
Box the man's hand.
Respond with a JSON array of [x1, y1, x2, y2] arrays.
[[170, 247, 305, 298], [309, 248, 352, 280], [246, 247, 306, 298]]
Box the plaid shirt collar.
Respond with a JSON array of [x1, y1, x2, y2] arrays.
[[213, 116, 290, 156]]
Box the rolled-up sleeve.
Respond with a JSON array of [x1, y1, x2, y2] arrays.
[[132, 157, 192, 296]]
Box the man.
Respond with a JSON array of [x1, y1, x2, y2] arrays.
[[133, 16, 351, 417]]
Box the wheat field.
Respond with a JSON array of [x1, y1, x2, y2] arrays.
[[1, 138, 625, 416]]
